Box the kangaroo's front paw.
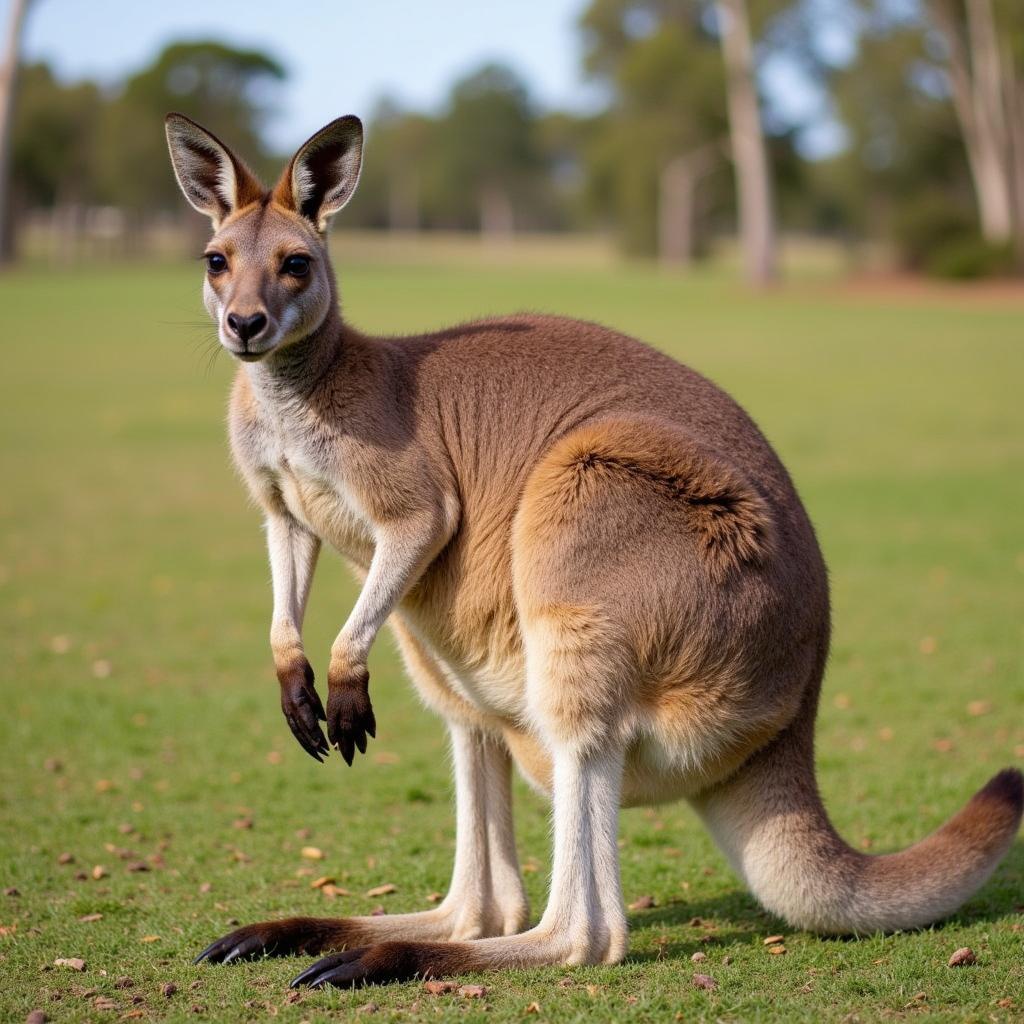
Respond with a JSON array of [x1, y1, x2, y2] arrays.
[[327, 664, 376, 766], [278, 658, 330, 762]]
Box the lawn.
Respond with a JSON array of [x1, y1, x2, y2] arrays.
[[1, 237, 1022, 1023]]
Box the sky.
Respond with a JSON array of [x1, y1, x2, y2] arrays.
[[14, 0, 601, 151], [10, 0, 843, 157]]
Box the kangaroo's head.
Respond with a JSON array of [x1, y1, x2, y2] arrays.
[[165, 113, 362, 362]]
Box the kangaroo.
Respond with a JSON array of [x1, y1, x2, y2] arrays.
[[166, 112, 1023, 989]]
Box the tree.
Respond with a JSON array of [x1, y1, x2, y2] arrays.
[[94, 41, 285, 216], [580, 0, 728, 262], [717, 0, 778, 283], [0, 0, 31, 263], [436, 63, 544, 236], [926, 0, 1022, 249]]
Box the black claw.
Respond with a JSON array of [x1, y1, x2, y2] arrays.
[[290, 949, 366, 989]]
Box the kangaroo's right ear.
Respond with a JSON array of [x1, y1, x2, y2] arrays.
[[164, 113, 264, 227]]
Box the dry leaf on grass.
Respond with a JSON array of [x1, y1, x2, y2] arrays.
[[78, 914, 103, 923], [161, 983, 177, 998], [300, 846, 324, 860], [113, 977, 134, 990], [54, 958, 86, 971], [140, 935, 160, 943], [366, 883, 396, 897], [26, 1011, 48, 1024], [763, 935, 785, 945], [525, 1002, 541, 1014], [91, 865, 107, 880], [691, 951, 707, 963], [627, 894, 655, 910], [310, 876, 335, 889], [692, 973, 718, 991], [459, 985, 487, 999], [768, 946, 787, 955], [357, 1002, 379, 1014], [948, 947, 977, 967], [423, 980, 457, 995]]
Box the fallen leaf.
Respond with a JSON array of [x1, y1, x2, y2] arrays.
[[92, 660, 112, 679], [426, 892, 442, 903], [117, 824, 135, 836], [310, 876, 335, 889], [423, 980, 457, 995], [357, 1002, 379, 1014], [5, 887, 20, 897], [121, 1011, 145, 1020], [948, 947, 977, 967], [459, 985, 487, 999], [140, 936, 160, 943], [763, 935, 785, 945], [320, 885, 351, 898], [903, 992, 928, 1008], [557, 977, 573, 988], [113, 977, 134, 990], [57, 852, 75, 865], [722, 955, 733, 965], [26, 1011, 48, 1024], [233, 818, 253, 830], [93, 996, 117, 1011], [300, 846, 324, 861], [366, 883, 396, 897], [266, 751, 283, 765], [44, 756, 64, 771], [966, 700, 991, 717], [525, 1001, 541, 1014], [692, 973, 718, 991], [198, 882, 211, 894], [91, 865, 107, 880], [627, 895, 655, 910], [768, 946, 787, 955], [161, 983, 177, 998], [78, 914, 103, 923], [932, 738, 955, 753], [54, 958, 86, 971], [126, 862, 150, 873]]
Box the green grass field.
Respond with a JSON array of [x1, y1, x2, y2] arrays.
[[1, 239, 1022, 1023]]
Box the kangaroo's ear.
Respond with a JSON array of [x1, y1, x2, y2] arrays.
[[273, 116, 363, 231], [164, 113, 263, 227]]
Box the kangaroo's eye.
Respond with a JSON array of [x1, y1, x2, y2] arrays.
[[282, 255, 311, 277], [205, 253, 227, 275]]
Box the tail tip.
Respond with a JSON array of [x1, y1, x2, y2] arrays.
[[974, 768, 1024, 829]]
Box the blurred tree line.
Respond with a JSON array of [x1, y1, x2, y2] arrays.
[[2, 0, 1023, 277]]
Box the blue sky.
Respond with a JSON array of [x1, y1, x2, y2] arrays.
[[15, 0, 600, 150], [11, 0, 841, 156]]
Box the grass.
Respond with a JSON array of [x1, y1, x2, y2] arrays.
[[1, 238, 1022, 1023]]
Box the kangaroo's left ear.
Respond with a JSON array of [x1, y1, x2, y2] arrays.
[[273, 116, 363, 231]]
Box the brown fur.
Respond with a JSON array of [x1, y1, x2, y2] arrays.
[[167, 113, 1022, 988]]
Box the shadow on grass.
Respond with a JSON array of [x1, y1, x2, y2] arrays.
[[624, 839, 1024, 964]]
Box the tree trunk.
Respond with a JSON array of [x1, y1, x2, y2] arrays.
[[929, 0, 1014, 243], [388, 170, 420, 232], [0, 0, 30, 265], [658, 146, 716, 266], [717, 0, 777, 285], [478, 183, 514, 239]]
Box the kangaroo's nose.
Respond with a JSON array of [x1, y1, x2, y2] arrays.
[[227, 312, 268, 343]]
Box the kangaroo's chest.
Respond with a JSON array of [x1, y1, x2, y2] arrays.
[[263, 434, 376, 569]]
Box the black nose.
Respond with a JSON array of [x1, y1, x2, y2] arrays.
[[227, 312, 268, 343]]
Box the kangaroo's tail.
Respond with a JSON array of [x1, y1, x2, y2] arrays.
[[693, 701, 1022, 934]]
